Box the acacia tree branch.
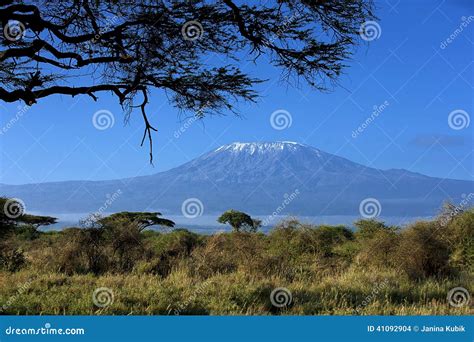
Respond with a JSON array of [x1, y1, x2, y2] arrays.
[[0, 84, 129, 103], [0, 0, 375, 163], [137, 89, 157, 164]]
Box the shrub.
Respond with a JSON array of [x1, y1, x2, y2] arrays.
[[265, 220, 354, 279], [309, 225, 354, 256], [102, 220, 145, 272], [269, 221, 353, 258], [333, 240, 360, 262], [191, 234, 238, 278], [137, 229, 203, 277], [356, 229, 400, 268], [442, 209, 474, 272], [52, 228, 108, 275], [191, 232, 266, 278], [395, 221, 451, 279], [14, 225, 42, 241], [0, 247, 26, 272], [144, 229, 202, 258], [354, 219, 397, 241]]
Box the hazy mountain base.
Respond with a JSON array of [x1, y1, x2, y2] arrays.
[[34, 214, 435, 232], [0, 209, 473, 315]]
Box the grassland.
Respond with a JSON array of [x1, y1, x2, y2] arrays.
[[1, 209, 473, 315], [1, 268, 472, 315]]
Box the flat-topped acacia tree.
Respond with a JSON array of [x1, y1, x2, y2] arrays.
[[0, 0, 374, 161], [218, 209, 261, 232], [0, 197, 57, 237], [98, 212, 175, 231]]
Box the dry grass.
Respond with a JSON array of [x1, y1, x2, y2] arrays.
[[1, 212, 472, 315], [0, 267, 471, 315]]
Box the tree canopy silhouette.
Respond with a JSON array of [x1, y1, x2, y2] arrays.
[[0, 0, 374, 161], [98, 211, 175, 231], [217, 209, 261, 232], [0, 197, 57, 237]]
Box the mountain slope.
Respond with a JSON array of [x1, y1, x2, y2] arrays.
[[1, 142, 472, 217]]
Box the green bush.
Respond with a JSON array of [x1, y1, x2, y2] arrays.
[[395, 221, 451, 279], [0, 247, 26, 272], [191, 232, 266, 278], [442, 209, 474, 272], [133, 229, 202, 277], [14, 225, 42, 241], [50, 227, 118, 275], [354, 219, 397, 241], [143, 229, 202, 258], [268, 222, 353, 258], [356, 229, 400, 268]]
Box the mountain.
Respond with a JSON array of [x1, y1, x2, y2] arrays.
[[1, 141, 472, 218]]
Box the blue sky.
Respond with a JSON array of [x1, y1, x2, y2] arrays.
[[1, 0, 473, 185]]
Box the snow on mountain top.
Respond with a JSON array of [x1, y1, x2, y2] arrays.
[[214, 141, 319, 155]]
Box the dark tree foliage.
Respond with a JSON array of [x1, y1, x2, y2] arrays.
[[0, 0, 374, 161], [217, 209, 261, 232], [98, 211, 175, 231], [353, 219, 397, 240], [18, 214, 57, 228], [0, 197, 57, 234], [0, 198, 17, 233]]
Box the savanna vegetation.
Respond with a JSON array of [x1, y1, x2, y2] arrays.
[[0, 197, 472, 315]]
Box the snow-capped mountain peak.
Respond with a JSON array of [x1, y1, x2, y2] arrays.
[[0, 141, 470, 217], [214, 141, 311, 155], [181, 141, 360, 180]]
